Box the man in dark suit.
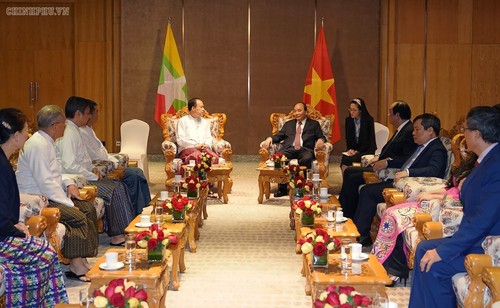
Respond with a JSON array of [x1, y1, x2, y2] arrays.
[[354, 113, 448, 247], [410, 106, 500, 308], [261, 102, 326, 197], [339, 101, 417, 218]]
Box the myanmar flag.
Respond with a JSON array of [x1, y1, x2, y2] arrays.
[[154, 22, 188, 127], [303, 26, 341, 144]]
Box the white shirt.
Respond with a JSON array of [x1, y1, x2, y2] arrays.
[[176, 114, 213, 153], [80, 125, 119, 167], [55, 120, 98, 180], [16, 131, 75, 207]]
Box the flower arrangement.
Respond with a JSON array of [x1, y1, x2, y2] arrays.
[[162, 193, 193, 212], [193, 160, 211, 173], [289, 175, 313, 191], [294, 196, 322, 215], [182, 175, 202, 191], [298, 228, 340, 256], [92, 278, 149, 308], [200, 151, 213, 167], [283, 164, 303, 177], [135, 224, 179, 250], [313, 285, 372, 308], [270, 151, 287, 164]]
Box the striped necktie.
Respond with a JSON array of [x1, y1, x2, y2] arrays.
[[400, 145, 424, 170], [294, 121, 302, 150]]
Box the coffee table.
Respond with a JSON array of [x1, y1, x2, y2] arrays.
[[86, 248, 172, 308], [184, 164, 232, 204], [125, 216, 187, 291], [256, 166, 289, 203], [293, 194, 342, 242], [306, 253, 392, 300]]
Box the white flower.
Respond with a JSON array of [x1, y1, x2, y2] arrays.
[[137, 239, 148, 248], [296, 208, 303, 215], [339, 293, 348, 303], [327, 242, 335, 250], [301, 242, 313, 254], [315, 235, 325, 243], [319, 291, 328, 301], [161, 239, 169, 246], [94, 296, 109, 308]]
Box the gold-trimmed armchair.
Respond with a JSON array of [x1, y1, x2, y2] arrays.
[[258, 109, 334, 186], [161, 107, 233, 188]]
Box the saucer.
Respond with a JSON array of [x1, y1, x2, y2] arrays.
[[326, 217, 336, 222], [311, 179, 322, 182], [319, 194, 331, 200], [352, 253, 369, 262], [99, 262, 125, 271], [336, 217, 348, 223], [135, 222, 152, 228], [157, 198, 168, 202]]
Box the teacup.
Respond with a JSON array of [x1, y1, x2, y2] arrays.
[[319, 187, 328, 197], [350, 243, 362, 259], [336, 210, 344, 220], [140, 215, 150, 225], [105, 252, 118, 267], [174, 174, 182, 183], [160, 190, 168, 200]]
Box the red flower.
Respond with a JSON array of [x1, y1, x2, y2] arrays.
[[325, 291, 340, 306], [340, 304, 353, 308], [147, 238, 158, 250], [109, 293, 125, 307], [338, 286, 355, 295], [315, 229, 330, 243], [168, 234, 179, 245], [313, 242, 327, 256], [134, 288, 148, 301], [124, 286, 136, 298]]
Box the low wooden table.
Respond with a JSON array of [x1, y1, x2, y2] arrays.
[[125, 216, 187, 291], [256, 166, 289, 203], [293, 194, 342, 242], [184, 164, 232, 204], [307, 253, 392, 300], [86, 248, 172, 308]]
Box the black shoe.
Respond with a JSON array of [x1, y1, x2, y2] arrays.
[[274, 190, 288, 198], [358, 236, 373, 247], [387, 276, 407, 287]]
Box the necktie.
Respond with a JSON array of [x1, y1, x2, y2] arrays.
[[400, 145, 424, 170], [294, 121, 302, 150]]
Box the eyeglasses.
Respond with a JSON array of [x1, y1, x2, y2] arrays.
[[460, 127, 475, 133]]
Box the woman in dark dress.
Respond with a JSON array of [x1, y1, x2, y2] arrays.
[[0, 108, 68, 307], [340, 98, 377, 173]]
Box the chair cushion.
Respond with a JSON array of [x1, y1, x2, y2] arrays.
[[452, 272, 492, 308], [439, 207, 463, 238], [393, 177, 447, 202], [403, 227, 419, 256], [19, 194, 49, 223], [482, 236, 500, 266], [377, 202, 387, 219]]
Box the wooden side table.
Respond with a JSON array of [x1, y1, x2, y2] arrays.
[[207, 164, 232, 204], [86, 248, 172, 308], [256, 167, 289, 203], [306, 253, 392, 300], [125, 216, 187, 291], [293, 195, 342, 242]]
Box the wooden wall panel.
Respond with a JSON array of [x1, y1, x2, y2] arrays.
[[76, 0, 106, 42], [473, 0, 500, 43], [396, 0, 425, 44], [184, 0, 248, 153], [471, 45, 500, 105], [425, 44, 472, 125], [427, 0, 459, 44], [395, 44, 424, 116]]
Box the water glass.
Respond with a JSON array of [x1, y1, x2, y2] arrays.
[[341, 240, 352, 269], [155, 206, 163, 225], [370, 292, 389, 307], [79, 289, 93, 307], [124, 234, 136, 265]]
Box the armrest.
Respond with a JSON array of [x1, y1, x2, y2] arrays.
[[465, 254, 493, 277], [413, 213, 433, 238], [382, 188, 399, 203], [482, 267, 500, 303], [422, 221, 444, 240], [107, 167, 125, 180], [363, 172, 380, 184], [79, 185, 97, 201], [25, 215, 48, 237], [464, 254, 494, 308], [258, 147, 269, 168]]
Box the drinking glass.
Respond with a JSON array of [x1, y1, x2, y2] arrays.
[[155, 206, 163, 225], [341, 240, 352, 269], [79, 289, 93, 307], [370, 292, 389, 307], [124, 233, 136, 265]]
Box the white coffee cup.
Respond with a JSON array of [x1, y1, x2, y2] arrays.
[[319, 187, 328, 196], [105, 252, 118, 267], [189, 160, 196, 166], [386, 302, 399, 308], [140, 215, 150, 225], [352, 263, 362, 275], [327, 210, 335, 221], [336, 210, 344, 220], [160, 191, 168, 200], [313, 173, 320, 180], [350, 243, 362, 259], [174, 174, 182, 183]]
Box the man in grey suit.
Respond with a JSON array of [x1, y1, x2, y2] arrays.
[[261, 102, 326, 197], [339, 101, 417, 218]]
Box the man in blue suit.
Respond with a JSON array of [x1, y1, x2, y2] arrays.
[[410, 106, 500, 308], [354, 113, 448, 247], [339, 101, 417, 218]]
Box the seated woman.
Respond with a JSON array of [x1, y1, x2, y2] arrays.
[[371, 153, 477, 285], [0, 108, 68, 306], [340, 98, 376, 173]]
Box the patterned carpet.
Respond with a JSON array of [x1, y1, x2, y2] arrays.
[[64, 160, 411, 307]]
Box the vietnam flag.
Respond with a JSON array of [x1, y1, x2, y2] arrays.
[[154, 22, 188, 127], [303, 27, 341, 144]]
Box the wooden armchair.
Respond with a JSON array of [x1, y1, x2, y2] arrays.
[[161, 107, 233, 188], [258, 109, 335, 186]]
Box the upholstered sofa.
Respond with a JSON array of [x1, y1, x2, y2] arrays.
[[161, 107, 233, 188], [258, 109, 334, 186]]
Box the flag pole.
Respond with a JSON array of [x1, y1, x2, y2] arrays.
[[321, 16, 324, 28]]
